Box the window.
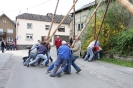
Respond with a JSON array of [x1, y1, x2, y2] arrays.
[[27, 23, 32, 29], [45, 25, 50, 30], [7, 29, 13, 34], [58, 26, 65, 32], [7, 37, 13, 42], [78, 23, 83, 31], [0, 28, 3, 32], [0, 37, 3, 41], [26, 34, 33, 40], [3, 20, 6, 23]]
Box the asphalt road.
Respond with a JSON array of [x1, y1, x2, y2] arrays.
[[1, 47, 133, 88]]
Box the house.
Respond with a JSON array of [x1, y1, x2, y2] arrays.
[[16, 13, 72, 50], [0, 14, 16, 43], [70, 0, 115, 36]]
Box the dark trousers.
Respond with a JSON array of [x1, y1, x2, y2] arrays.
[[1, 47, 4, 53]]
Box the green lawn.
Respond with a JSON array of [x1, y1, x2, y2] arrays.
[[100, 57, 133, 68]]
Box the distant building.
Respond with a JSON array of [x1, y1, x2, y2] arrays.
[[0, 14, 16, 42], [16, 13, 72, 49]]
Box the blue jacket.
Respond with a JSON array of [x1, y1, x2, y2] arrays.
[[58, 45, 72, 59], [36, 45, 47, 54]]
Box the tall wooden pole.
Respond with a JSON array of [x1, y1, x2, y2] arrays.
[[47, 0, 78, 42], [47, 0, 59, 38], [71, 0, 103, 47], [73, 0, 76, 39], [94, 0, 110, 46], [94, 0, 97, 39], [116, 0, 133, 16]]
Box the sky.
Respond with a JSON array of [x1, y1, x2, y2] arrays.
[[0, 0, 94, 20]]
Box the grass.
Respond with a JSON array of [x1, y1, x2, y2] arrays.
[[100, 57, 133, 68]]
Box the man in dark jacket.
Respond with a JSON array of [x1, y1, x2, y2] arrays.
[[27, 42, 48, 67], [1, 40, 6, 53]]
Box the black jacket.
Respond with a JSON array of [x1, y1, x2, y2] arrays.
[[1, 41, 5, 47]]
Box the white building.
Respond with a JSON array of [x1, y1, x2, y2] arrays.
[[16, 13, 72, 49], [70, 1, 96, 36]]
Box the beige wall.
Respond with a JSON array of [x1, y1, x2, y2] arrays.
[[16, 19, 70, 46], [70, 8, 95, 36]]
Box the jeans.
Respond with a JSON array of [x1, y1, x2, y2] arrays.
[[65, 55, 81, 73], [94, 50, 101, 60], [6, 46, 9, 50], [45, 52, 50, 65], [51, 56, 67, 76], [29, 54, 48, 65], [47, 62, 54, 71], [10, 46, 12, 50], [23, 53, 37, 66], [84, 47, 94, 61]]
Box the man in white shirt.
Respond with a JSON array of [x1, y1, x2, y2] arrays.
[[84, 40, 99, 62]]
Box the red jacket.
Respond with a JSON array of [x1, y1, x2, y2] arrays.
[[54, 38, 62, 48], [93, 46, 99, 52]]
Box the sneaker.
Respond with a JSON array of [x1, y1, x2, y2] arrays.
[[46, 70, 50, 74], [40, 64, 43, 68], [88, 60, 92, 62], [76, 69, 81, 73], [45, 64, 49, 67], [56, 73, 61, 77], [50, 58, 53, 62], [27, 64, 29, 67], [49, 75, 55, 77], [31, 64, 36, 67], [64, 72, 71, 74]]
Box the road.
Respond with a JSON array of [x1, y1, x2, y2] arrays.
[[0, 47, 133, 88]]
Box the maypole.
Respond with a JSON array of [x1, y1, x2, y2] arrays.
[[116, 0, 133, 16], [94, 0, 110, 46], [47, 0, 78, 42], [47, 0, 60, 38], [73, 0, 76, 39], [94, 0, 97, 39], [71, 0, 103, 47]]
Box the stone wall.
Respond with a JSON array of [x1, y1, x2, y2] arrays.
[[17, 45, 32, 50], [104, 53, 133, 61]]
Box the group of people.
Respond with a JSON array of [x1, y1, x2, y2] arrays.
[[23, 35, 102, 77], [23, 36, 82, 77], [83, 39, 102, 62], [0, 40, 16, 53]]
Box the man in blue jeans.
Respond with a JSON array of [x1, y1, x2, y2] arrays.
[[27, 42, 48, 67], [64, 37, 81, 74], [50, 41, 72, 77], [84, 40, 100, 62], [23, 43, 38, 66]]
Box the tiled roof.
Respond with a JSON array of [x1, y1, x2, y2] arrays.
[[0, 14, 16, 25], [72, 0, 107, 14], [16, 13, 72, 24], [72, 1, 95, 14]]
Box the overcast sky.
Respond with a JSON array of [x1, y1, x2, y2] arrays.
[[0, 0, 94, 20]]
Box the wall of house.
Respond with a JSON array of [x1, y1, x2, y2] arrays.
[[70, 0, 118, 37], [16, 19, 70, 49], [0, 15, 16, 42]]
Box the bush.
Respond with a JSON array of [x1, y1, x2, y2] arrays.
[[81, 1, 131, 51], [109, 29, 133, 55]]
